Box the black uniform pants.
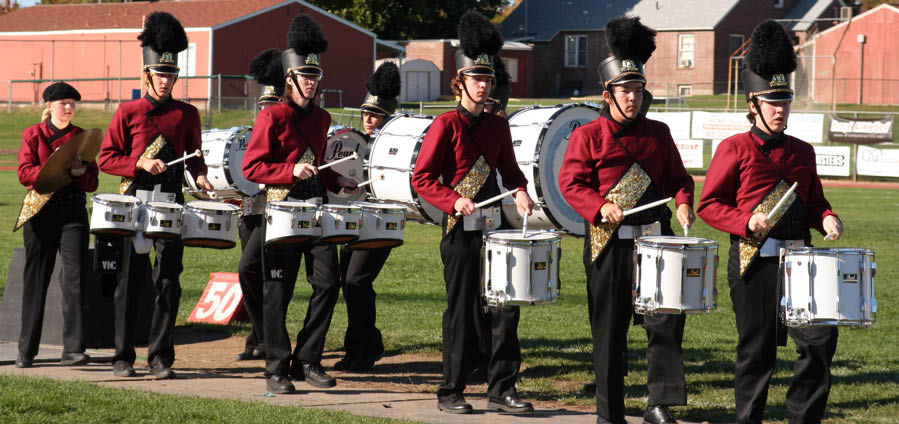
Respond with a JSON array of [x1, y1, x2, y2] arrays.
[[585, 234, 686, 422], [19, 206, 89, 358], [730, 256, 838, 424], [437, 224, 521, 400], [113, 237, 183, 367], [339, 245, 389, 360], [262, 241, 340, 376], [238, 214, 265, 353]]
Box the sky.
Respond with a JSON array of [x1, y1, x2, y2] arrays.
[[16, 0, 40, 8]]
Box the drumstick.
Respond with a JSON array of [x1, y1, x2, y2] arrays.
[[683, 224, 689, 237], [166, 149, 201, 167], [522, 214, 528, 237], [766, 182, 799, 220], [317, 152, 359, 171], [355, 174, 383, 188], [600, 197, 672, 223], [454, 188, 520, 217], [824, 233, 837, 241]]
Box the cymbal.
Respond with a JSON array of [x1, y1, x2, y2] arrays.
[[76, 128, 103, 163], [33, 133, 84, 195]]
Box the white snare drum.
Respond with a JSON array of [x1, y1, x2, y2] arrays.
[[366, 115, 444, 225], [325, 127, 367, 204], [781, 247, 876, 327], [349, 202, 406, 250], [497, 104, 600, 235], [182, 201, 239, 249], [634, 236, 718, 315], [318, 204, 362, 244], [90, 193, 141, 237], [142, 201, 182, 240], [188, 127, 260, 199], [483, 230, 561, 306], [265, 201, 320, 246]]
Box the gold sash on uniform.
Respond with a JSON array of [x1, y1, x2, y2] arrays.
[[13, 190, 53, 232], [266, 147, 316, 202], [119, 134, 167, 195], [445, 155, 491, 234], [587, 162, 652, 263], [737, 179, 797, 276]]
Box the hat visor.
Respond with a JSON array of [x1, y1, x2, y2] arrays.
[[755, 91, 793, 102], [360, 105, 388, 116], [609, 75, 647, 86], [289, 66, 323, 77], [147, 65, 180, 75], [459, 66, 495, 78]]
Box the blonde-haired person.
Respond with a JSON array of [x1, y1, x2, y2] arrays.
[[15, 82, 98, 368]]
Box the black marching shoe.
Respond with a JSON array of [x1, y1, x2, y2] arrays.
[[266, 375, 295, 394], [487, 394, 534, 414], [582, 380, 597, 394], [437, 394, 473, 414], [236, 346, 266, 361], [349, 354, 381, 372], [60, 352, 91, 366], [112, 360, 136, 377], [300, 362, 336, 388], [643, 405, 677, 424], [148, 360, 176, 380], [332, 356, 354, 371], [15, 354, 33, 368]]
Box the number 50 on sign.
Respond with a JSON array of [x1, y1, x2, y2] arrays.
[[188, 272, 249, 324]]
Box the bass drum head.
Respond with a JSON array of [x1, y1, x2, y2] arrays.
[[325, 127, 367, 204], [224, 127, 260, 197]]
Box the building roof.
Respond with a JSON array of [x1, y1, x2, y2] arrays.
[[800, 2, 899, 45], [783, 0, 845, 32], [500, 0, 741, 42]]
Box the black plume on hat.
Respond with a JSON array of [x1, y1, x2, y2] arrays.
[[492, 55, 510, 89], [366, 62, 401, 99], [605, 16, 656, 64], [746, 20, 796, 79], [250, 48, 285, 87], [458, 11, 503, 59], [138, 11, 188, 54], [43, 82, 81, 103], [287, 14, 328, 56]]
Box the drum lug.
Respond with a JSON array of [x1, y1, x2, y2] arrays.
[[105, 210, 111, 222], [654, 251, 662, 310], [506, 245, 513, 300], [527, 245, 533, 296]]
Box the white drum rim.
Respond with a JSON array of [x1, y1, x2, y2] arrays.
[[785, 247, 874, 256], [146, 201, 183, 211], [485, 229, 561, 245], [267, 201, 318, 212], [214, 126, 261, 197], [637, 235, 718, 248], [93, 193, 141, 206], [185, 201, 240, 213], [321, 205, 361, 213]]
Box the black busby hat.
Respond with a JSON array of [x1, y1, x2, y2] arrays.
[[139, 11, 188, 74], [486, 54, 511, 111], [742, 20, 796, 102], [282, 14, 328, 78], [42, 82, 81, 103], [455, 11, 503, 78], [361, 62, 401, 116], [250, 48, 285, 104], [598, 16, 656, 90]]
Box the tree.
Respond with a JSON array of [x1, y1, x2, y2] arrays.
[[1, 0, 19, 15], [858, 0, 890, 11], [306, 0, 505, 40]]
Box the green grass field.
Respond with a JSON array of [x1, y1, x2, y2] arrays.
[[1, 107, 898, 423]]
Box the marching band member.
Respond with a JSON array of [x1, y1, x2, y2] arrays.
[[14, 82, 98, 368], [333, 61, 402, 372], [697, 20, 843, 424], [98, 12, 212, 379], [242, 14, 356, 394], [233, 48, 285, 362], [412, 11, 534, 414], [558, 16, 695, 424]]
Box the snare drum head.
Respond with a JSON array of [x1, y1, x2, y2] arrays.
[[94, 193, 140, 205], [200, 127, 260, 198], [325, 128, 367, 204], [638, 236, 716, 246], [146, 201, 182, 211], [186, 200, 240, 212], [505, 105, 600, 236], [487, 229, 561, 242]]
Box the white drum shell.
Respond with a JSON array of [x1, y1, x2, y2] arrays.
[[143, 201, 183, 239], [366, 115, 444, 225], [325, 128, 368, 204], [782, 247, 876, 327], [90, 193, 141, 237], [483, 230, 561, 306], [634, 236, 718, 315], [182, 201, 239, 249], [264, 201, 320, 246], [194, 127, 259, 199], [349, 202, 406, 249], [318, 204, 362, 244]]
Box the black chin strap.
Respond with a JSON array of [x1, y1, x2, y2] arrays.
[[460, 75, 488, 106], [609, 92, 634, 122], [751, 97, 788, 134], [146, 71, 177, 100], [290, 73, 316, 102]]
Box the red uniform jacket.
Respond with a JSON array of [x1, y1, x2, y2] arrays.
[[18, 122, 98, 192], [559, 115, 694, 225], [697, 130, 836, 238], [411, 108, 528, 215], [98, 96, 207, 179], [242, 102, 339, 194]]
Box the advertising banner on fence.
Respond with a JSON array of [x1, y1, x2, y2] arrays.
[[647, 112, 692, 140], [812, 145, 850, 177], [691, 112, 749, 140], [674, 139, 704, 169], [785, 113, 825, 143], [857, 145, 899, 177], [829, 115, 893, 144]]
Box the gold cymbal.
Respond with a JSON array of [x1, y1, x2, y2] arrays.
[[76, 128, 103, 163], [33, 132, 84, 194]]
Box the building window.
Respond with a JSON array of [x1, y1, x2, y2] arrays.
[[502, 58, 519, 83], [678, 85, 693, 97], [565, 35, 587, 68], [678, 34, 694, 68], [729, 34, 745, 55], [773, 0, 784, 8]]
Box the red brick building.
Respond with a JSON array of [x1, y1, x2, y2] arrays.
[[0, 0, 402, 108]]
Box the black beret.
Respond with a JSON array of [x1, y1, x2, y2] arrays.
[[42, 82, 81, 102]]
